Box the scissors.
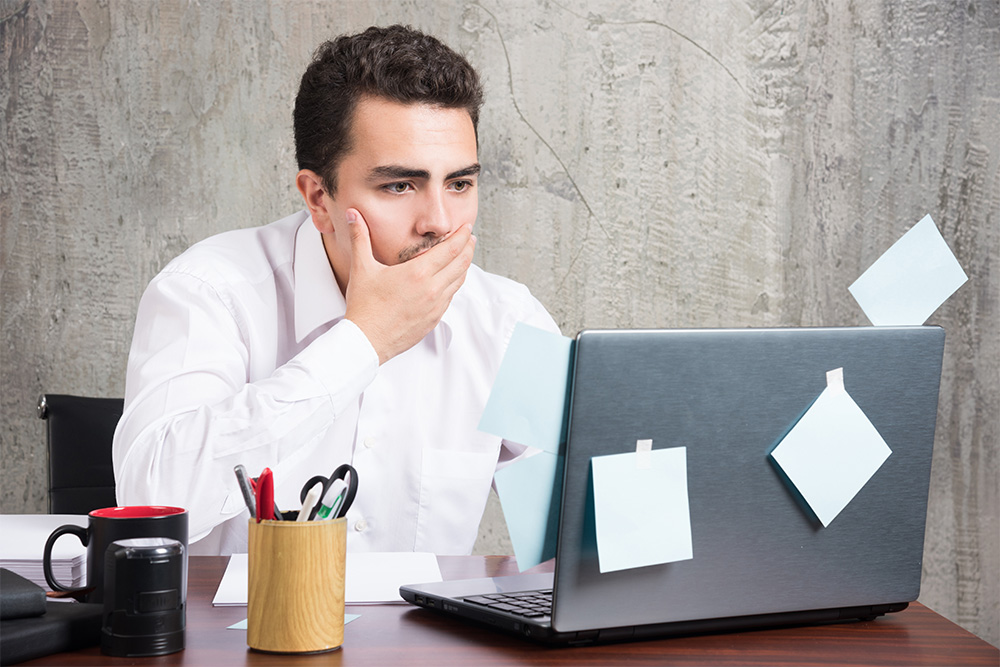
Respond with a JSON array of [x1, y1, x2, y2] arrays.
[[299, 463, 358, 521]]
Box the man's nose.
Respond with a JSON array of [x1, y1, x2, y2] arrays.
[[415, 190, 452, 238]]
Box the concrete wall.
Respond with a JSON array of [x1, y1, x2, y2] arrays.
[[2, 0, 997, 645]]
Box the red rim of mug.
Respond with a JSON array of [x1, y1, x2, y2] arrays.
[[90, 506, 185, 518]]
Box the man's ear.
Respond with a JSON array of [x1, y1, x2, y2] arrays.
[[296, 169, 335, 233]]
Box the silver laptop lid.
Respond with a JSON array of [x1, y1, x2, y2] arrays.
[[552, 326, 944, 633]]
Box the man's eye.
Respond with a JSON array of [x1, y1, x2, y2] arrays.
[[450, 180, 472, 192], [385, 182, 412, 194]]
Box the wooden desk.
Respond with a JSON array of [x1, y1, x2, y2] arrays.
[[22, 556, 998, 666]]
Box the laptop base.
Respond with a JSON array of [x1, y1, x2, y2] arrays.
[[401, 577, 907, 646]]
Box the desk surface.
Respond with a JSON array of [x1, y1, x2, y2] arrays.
[[22, 556, 998, 666]]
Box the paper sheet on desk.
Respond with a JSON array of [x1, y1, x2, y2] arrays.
[[228, 615, 360, 630], [213, 552, 442, 606]]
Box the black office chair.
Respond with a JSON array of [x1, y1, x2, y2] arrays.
[[37, 394, 124, 514]]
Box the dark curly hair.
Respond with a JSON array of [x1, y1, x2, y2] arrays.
[[294, 25, 484, 195]]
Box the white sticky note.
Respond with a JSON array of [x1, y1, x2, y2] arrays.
[[770, 368, 891, 526], [494, 450, 563, 571], [478, 323, 573, 454], [849, 214, 968, 325], [591, 446, 693, 573]]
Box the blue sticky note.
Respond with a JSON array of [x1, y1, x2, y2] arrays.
[[849, 214, 968, 325], [494, 450, 564, 571], [591, 445, 693, 574], [770, 368, 891, 527], [478, 323, 573, 453]]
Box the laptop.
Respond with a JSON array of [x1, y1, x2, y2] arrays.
[[401, 326, 945, 645]]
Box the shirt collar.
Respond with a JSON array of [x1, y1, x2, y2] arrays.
[[293, 216, 346, 344], [293, 213, 456, 346]]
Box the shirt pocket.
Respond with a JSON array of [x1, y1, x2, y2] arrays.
[[414, 447, 498, 555]]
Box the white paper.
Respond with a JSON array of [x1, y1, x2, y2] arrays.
[[227, 614, 360, 630], [0, 514, 89, 559], [212, 553, 250, 606], [849, 214, 968, 326], [770, 369, 892, 526], [344, 552, 442, 604], [0, 514, 88, 590], [591, 446, 693, 573], [213, 552, 443, 606]]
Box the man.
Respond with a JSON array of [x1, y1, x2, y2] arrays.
[[113, 25, 559, 555]]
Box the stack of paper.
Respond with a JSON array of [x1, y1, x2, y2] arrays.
[[0, 515, 88, 590]]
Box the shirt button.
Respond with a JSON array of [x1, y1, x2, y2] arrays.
[[363, 436, 375, 449], [354, 519, 368, 532]]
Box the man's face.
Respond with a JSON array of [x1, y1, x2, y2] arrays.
[[322, 96, 479, 288]]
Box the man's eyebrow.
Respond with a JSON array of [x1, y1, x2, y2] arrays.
[[366, 163, 482, 183], [446, 163, 481, 180], [368, 165, 430, 181]]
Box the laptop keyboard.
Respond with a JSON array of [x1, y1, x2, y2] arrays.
[[463, 590, 553, 618]]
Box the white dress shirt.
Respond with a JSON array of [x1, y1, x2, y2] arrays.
[[113, 210, 559, 555]]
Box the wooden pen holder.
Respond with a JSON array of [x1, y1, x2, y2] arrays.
[[247, 517, 347, 653]]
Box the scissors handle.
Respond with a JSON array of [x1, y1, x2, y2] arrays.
[[328, 463, 358, 520], [300, 464, 358, 521]]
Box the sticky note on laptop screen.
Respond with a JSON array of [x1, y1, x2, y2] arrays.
[[769, 368, 891, 527], [478, 323, 573, 454], [848, 214, 968, 326], [591, 444, 693, 574], [494, 450, 563, 571]]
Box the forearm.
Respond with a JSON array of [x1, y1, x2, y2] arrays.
[[114, 382, 336, 540]]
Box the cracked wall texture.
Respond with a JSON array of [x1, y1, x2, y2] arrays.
[[2, 0, 997, 646]]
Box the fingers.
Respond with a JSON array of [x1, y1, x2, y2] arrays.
[[412, 224, 476, 275], [430, 232, 475, 305], [345, 208, 377, 270], [344, 205, 474, 292]]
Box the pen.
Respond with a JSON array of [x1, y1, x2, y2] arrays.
[[314, 479, 348, 520], [298, 481, 324, 522], [234, 465, 256, 519]]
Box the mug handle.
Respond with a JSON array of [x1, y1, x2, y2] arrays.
[[43, 524, 89, 593]]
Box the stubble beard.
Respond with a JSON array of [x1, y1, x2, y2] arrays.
[[397, 236, 444, 263]]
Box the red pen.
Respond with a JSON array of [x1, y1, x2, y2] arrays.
[[256, 468, 275, 522]]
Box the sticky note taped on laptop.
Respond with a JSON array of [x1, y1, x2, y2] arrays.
[[770, 368, 891, 527], [849, 214, 968, 326], [478, 322, 573, 454], [591, 443, 693, 573]]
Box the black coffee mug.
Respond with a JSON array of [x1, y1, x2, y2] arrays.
[[43, 506, 188, 603]]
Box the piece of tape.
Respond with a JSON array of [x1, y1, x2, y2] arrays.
[[826, 367, 845, 394], [635, 439, 653, 469]]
